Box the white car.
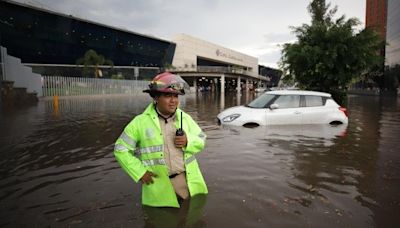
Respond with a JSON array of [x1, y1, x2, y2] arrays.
[[217, 90, 348, 127]]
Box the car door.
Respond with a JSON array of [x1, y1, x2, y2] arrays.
[[266, 95, 302, 125], [301, 95, 329, 124]]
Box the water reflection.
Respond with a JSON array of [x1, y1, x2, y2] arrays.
[[143, 195, 207, 228], [0, 93, 399, 227]]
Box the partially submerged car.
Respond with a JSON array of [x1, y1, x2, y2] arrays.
[[217, 90, 348, 127]]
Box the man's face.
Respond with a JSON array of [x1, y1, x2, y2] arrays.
[[155, 93, 179, 115]]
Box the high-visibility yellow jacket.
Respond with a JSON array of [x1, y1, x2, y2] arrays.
[[114, 103, 208, 207]]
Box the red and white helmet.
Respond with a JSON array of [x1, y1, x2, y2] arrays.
[[143, 72, 188, 95]]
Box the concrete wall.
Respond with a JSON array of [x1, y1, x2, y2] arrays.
[[172, 34, 258, 76], [1, 46, 42, 96]]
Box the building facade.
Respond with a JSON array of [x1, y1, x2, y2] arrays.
[[1, 0, 280, 93], [366, 0, 387, 40], [366, 0, 387, 60], [172, 34, 258, 76], [171, 34, 270, 93], [0, 0, 175, 69], [385, 0, 400, 66]]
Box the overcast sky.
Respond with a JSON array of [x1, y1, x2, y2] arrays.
[[16, 0, 366, 68]]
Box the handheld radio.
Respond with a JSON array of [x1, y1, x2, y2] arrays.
[[176, 112, 184, 136]]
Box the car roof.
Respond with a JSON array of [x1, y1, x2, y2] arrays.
[[265, 90, 332, 97]]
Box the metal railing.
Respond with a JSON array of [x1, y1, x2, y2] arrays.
[[171, 66, 268, 79], [42, 76, 148, 97]]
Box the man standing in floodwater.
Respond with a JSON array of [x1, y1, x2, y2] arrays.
[[113, 72, 208, 207]]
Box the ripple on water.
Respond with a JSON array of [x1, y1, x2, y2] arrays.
[[0, 95, 399, 227]]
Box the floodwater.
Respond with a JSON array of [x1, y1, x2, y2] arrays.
[[0, 92, 399, 227]]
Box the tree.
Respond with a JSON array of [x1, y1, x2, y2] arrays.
[[280, 0, 383, 103], [163, 63, 176, 71], [76, 49, 113, 78]]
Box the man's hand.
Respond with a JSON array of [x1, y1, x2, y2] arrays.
[[140, 171, 157, 185], [174, 134, 187, 148]]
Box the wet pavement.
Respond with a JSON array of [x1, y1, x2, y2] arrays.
[[0, 93, 399, 227]]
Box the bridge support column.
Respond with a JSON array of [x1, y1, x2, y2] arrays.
[[237, 76, 241, 93], [193, 79, 197, 92], [220, 93, 225, 111], [220, 74, 225, 94]]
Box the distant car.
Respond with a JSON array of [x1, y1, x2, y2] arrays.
[[217, 90, 348, 127]]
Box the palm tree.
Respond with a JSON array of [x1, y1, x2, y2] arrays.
[[76, 49, 113, 78]]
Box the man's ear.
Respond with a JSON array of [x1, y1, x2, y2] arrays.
[[153, 96, 159, 104]]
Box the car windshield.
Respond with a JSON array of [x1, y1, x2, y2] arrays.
[[246, 94, 276, 108]]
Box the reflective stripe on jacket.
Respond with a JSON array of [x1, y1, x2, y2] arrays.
[[114, 103, 208, 207]]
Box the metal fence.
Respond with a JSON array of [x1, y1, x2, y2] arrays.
[[27, 64, 161, 81], [42, 76, 148, 97]]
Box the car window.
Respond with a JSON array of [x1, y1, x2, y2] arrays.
[[304, 95, 323, 107], [247, 94, 276, 108], [273, 95, 300, 109]]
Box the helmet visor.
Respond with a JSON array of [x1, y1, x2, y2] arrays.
[[149, 75, 189, 94]]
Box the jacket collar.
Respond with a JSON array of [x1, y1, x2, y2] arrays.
[[143, 103, 183, 128]]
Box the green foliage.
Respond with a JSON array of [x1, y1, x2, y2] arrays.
[[164, 63, 176, 70], [280, 0, 384, 99], [76, 49, 114, 78]]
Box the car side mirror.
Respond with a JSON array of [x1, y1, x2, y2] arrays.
[[269, 103, 279, 110]]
